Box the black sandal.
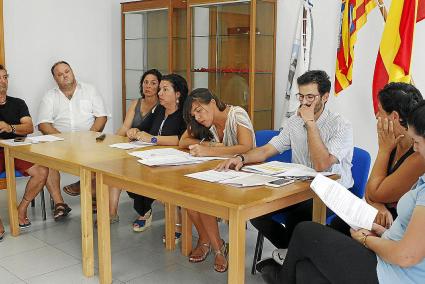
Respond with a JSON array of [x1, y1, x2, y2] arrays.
[[53, 203, 72, 221]]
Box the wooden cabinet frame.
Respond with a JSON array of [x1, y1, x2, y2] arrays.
[[0, 0, 5, 65]]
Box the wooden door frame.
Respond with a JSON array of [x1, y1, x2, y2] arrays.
[[0, 0, 5, 65]]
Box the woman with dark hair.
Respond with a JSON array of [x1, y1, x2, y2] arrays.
[[259, 100, 425, 284], [108, 69, 162, 222], [128, 74, 188, 232], [329, 82, 425, 235], [179, 88, 255, 273]]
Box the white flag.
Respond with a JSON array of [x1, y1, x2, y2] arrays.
[[281, 0, 313, 128]]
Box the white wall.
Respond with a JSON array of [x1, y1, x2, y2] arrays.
[[4, 0, 425, 160]]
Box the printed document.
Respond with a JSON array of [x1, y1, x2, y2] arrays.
[[27, 135, 64, 143], [310, 174, 377, 230], [186, 170, 280, 187], [109, 141, 154, 150], [243, 161, 316, 176]]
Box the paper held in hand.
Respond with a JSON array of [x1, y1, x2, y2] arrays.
[[310, 174, 378, 230]]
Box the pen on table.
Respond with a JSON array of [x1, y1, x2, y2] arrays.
[[199, 138, 205, 145]]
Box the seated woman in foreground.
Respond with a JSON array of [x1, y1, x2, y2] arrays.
[[126, 73, 188, 232], [179, 88, 255, 273], [259, 101, 425, 284], [330, 82, 425, 234], [108, 69, 162, 223]]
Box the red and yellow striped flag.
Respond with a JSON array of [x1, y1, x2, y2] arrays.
[[372, 0, 424, 113], [335, 0, 376, 95]]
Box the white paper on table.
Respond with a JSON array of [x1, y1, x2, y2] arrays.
[[219, 174, 279, 187], [109, 141, 154, 150], [310, 174, 378, 230], [243, 161, 313, 176], [185, 170, 252, 182], [276, 168, 333, 178], [0, 139, 33, 146], [27, 135, 64, 143], [137, 156, 204, 166], [130, 148, 187, 159]]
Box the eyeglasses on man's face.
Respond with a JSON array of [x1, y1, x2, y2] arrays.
[[296, 93, 321, 102]]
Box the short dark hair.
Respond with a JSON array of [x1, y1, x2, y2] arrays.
[[0, 64, 5, 72], [161, 73, 188, 110], [139, 69, 162, 98], [51, 61, 71, 76], [183, 88, 226, 140], [378, 82, 423, 128], [297, 70, 331, 95], [408, 100, 425, 138]]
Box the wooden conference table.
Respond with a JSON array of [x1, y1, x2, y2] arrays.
[[88, 156, 328, 284], [1, 131, 132, 277]]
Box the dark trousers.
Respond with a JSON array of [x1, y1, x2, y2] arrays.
[[278, 221, 379, 284], [127, 192, 154, 216], [251, 200, 322, 249]]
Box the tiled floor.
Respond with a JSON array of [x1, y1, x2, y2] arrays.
[[0, 174, 276, 283]]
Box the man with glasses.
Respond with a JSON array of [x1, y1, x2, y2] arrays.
[[0, 64, 50, 231], [217, 70, 354, 269], [37, 61, 109, 216]]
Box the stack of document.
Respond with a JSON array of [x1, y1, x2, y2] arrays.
[[109, 141, 154, 150], [186, 170, 279, 187], [130, 148, 226, 166], [0, 135, 64, 146], [27, 135, 64, 143], [243, 161, 333, 178], [310, 174, 377, 230]]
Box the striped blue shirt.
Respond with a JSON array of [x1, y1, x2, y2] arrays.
[[269, 109, 354, 188]]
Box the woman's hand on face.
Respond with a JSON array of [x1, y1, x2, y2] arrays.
[[188, 144, 208, 157], [127, 128, 140, 140], [377, 117, 404, 153]]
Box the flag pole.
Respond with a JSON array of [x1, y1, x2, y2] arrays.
[[376, 0, 388, 21]]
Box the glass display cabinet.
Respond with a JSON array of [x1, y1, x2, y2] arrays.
[[121, 0, 187, 119], [187, 0, 276, 129]]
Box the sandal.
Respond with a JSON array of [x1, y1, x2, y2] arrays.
[[162, 223, 182, 244], [53, 203, 72, 221], [189, 242, 211, 263], [214, 240, 228, 273], [63, 181, 81, 196], [18, 216, 31, 229], [133, 210, 152, 232]]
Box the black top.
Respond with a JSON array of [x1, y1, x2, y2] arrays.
[[385, 146, 415, 215], [148, 105, 186, 138], [132, 99, 157, 131], [0, 96, 31, 139]]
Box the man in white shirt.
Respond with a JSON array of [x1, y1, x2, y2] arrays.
[[217, 70, 354, 268], [37, 61, 109, 200]]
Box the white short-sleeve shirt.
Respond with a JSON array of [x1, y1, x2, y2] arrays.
[[269, 109, 354, 188], [37, 82, 110, 132]]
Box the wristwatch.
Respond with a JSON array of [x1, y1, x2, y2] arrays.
[[150, 136, 158, 144]]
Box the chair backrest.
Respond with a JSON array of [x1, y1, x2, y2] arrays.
[[254, 130, 291, 163], [350, 146, 371, 198]]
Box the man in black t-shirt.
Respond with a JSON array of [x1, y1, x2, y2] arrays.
[[0, 65, 57, 234]]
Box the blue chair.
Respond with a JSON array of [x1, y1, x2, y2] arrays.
[[0, 170, 52, 221], [255, 130, 292, 162], [251, 145, 371, 274]]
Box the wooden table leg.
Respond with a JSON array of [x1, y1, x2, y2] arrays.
[[4, 148, 19, 237], [312, 194, 327, 224], [228, 209, 245, 284], [164, 202, 176, 250], [181, 207, 192, 256], [96, 172, 112, 284], [80, 168, 94, 277]]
